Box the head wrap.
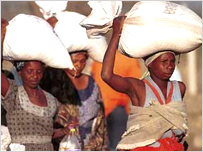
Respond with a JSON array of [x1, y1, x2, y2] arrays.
[[70, 50, 88, 59], [141, 51, 176, 79], [144, 51, 175, 67], [14, 61, 26, 72]]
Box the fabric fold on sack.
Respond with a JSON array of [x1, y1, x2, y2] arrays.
[[116, 100, 188, 150], [80, 1, 122, 38], [81, 1, 202, 58]]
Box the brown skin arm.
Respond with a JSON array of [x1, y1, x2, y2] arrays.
[[101, 16, 144, 106], [101, 16, 131, 94], [53, 127, 69, 139], [1, 18, 10, 97]]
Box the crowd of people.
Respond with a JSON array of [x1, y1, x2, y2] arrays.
[[1, 5, 192, 151]]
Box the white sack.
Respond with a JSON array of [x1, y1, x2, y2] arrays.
[[80, 1, 122, 38], [9, 143, 25, 151], [119, 1, 202, 58], [81, 1, 202, 58], [54, 11, 107, 62], [3, 14, 74, 69], [1, 125, 11, 151], [35, 1, 68, 19]]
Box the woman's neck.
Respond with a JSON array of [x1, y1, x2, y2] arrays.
[[150, 75, 169, 100], [64, 70, 88, 90], [150, 75, 168, 89], [24, 85, 47, 106], [24, 86, 40, 98]]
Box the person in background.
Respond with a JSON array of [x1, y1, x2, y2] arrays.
[[101, 16, 188, 151], [91, 51, 141, 150], [1, 61, 15, 126], [40, 50, 108, 151]]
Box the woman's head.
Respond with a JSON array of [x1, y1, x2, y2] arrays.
[[67, 50, 88, 77], [15, 61, 45, 88], [145, 51, 176, 80]]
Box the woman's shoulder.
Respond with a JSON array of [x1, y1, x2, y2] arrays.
[[1, 78, 18, 101], [5, 79, 18, 94], [170, 80, 186, 94], [177, 81, 186, 98], [83, 74, 93, 79], [83, 74, 96, 84]]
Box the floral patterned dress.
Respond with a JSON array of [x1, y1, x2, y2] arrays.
[[55, 76, 108, 151], [1, 79, 59, 151]]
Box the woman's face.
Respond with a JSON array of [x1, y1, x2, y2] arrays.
[[149, 53, 176, 80], [19, 61, 44, 88], [67, 52, 87, 77]]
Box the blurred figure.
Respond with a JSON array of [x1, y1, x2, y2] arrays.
[[40, 51, 108, 151], [91, 51, 142, 150]]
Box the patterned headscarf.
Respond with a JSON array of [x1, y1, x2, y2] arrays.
[[14, 61, 26, 72]]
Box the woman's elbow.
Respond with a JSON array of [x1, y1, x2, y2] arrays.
[[101, 71, 111, 83]]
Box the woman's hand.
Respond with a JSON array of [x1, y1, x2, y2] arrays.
[[46, 16, 58, 28], [1, 18, 8, 41], [1, 18, 8, 63], [63, 123, 78, 134], [53, 123, 78, 139], [112, 16, 126, 37], [1, 18, 10, 97], [53, 128, 67, 139]]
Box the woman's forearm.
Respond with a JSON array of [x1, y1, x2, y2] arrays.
[[101, 32, 120, 81], [1, 18, 10, 97], [52, 128, 66, 139], [101, 16, 126, 83]]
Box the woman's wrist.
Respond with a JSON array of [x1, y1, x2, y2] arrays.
[[63, 127, 70, 135], [53, 128, 66, 139]]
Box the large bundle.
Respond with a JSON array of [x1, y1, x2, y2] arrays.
[[80, 1, 122, 38], [54, 11, 107, 62], [81, 1, 202, 58], [35, 1, 68, 19], [35, 1, 107, 63], [3, 14, 74, 69]]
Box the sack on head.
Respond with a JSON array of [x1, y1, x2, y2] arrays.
[[54, 11, 107, 63], [3, 14, 74, 69], [81, 1, 202, 58]]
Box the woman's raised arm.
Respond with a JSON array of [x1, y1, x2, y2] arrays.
[[101, 16, 132, 94], [1, 18, 10, 97]]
